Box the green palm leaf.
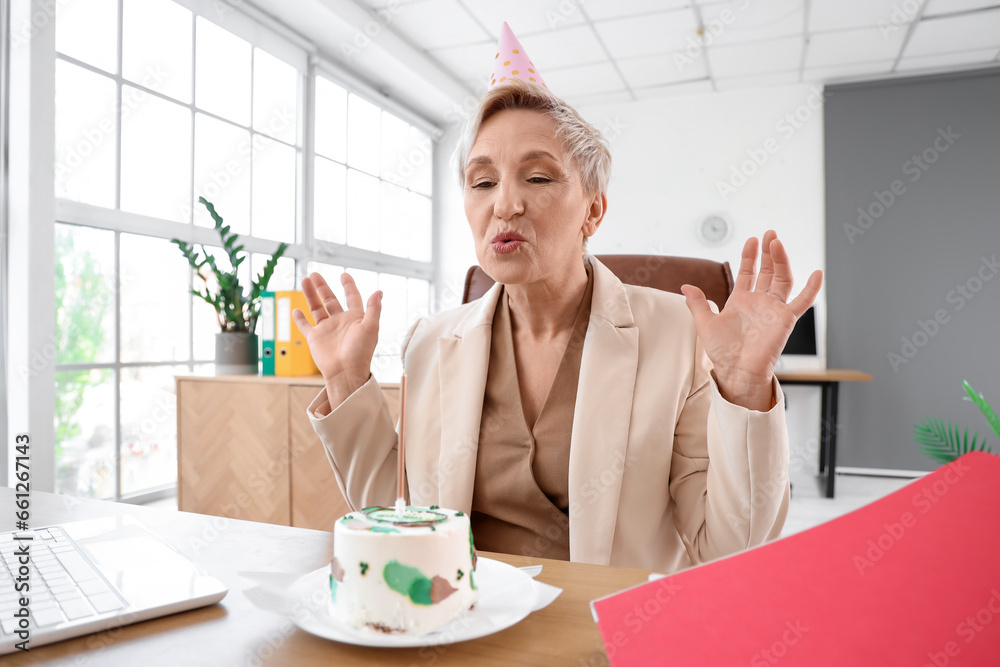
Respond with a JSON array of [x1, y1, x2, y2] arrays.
[[962, 380, 1000, 441], [913, 418, 991, 464]]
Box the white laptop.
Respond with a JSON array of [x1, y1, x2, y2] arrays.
[[0, 515, 228, 654]]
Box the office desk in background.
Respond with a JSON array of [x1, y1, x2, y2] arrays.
[[0, 488, 653, 666], [776, 368, 873, 498]]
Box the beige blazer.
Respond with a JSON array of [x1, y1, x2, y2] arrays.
[[307, 255, 790, 573]]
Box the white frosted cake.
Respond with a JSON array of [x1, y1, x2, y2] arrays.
[[330, 505, 478, 634]]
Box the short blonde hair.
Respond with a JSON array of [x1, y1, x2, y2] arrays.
[[454, 79, 612, 196]]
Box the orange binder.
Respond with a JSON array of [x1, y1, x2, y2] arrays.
[[274, 290, 318, 376], [591, 452, 1000, 666]]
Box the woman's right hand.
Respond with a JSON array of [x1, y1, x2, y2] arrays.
[[293, 272, 382, 404]]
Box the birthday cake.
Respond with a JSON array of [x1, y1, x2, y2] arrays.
[[330, 505, 478, 634]]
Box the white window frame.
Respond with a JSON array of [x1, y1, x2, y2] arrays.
[[1, 0, 10, 489], [9, 0, 441, 497]]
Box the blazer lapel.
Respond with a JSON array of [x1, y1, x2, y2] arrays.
[[568, 256, 639, 565], [435, 283, 501, 513]]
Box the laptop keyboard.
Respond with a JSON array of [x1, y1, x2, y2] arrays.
[[0, 527, 126, 634]]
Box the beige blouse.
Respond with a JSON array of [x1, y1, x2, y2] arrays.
[[470, 262, 595, 560]]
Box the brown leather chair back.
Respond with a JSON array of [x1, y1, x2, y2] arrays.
[[462, 255, 734, 308]]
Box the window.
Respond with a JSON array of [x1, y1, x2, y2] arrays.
[[52, 0, 437, 502], [313, 75, 434, 375], [0, 0, 10, 488]]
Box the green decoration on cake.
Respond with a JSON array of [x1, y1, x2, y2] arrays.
[[329, 573, 338, 603], [383, 560, 434, 606], [457, 569, 464, 581], [430, 505, 440, 509], [360, 562, 369, 576], [369, 526, 400, 534], [468, 527, 477, 590], [455, 511, 465, 517], [364, 506, 447, 527]]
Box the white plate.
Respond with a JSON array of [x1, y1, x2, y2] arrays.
[[289, 557, 538, 648]]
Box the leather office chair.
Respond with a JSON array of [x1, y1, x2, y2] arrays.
[[462, 254, 735, 308]]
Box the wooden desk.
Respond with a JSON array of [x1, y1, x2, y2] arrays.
[[776, 369, 873, 498], [1, 488, 652, 666]]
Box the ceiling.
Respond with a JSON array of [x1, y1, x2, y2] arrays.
[[250, 0, 1000, 122]]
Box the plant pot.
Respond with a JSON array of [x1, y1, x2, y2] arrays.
[[215, 332, 259, 375]]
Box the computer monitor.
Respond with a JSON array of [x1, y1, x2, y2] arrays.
[[782, 306, 817, 356]]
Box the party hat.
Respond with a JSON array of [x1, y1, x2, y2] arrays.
[[490, 22, 546, 89]]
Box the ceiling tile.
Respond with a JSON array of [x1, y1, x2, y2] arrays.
[[584, 0, 691, 21], [923, 0, 1000, 17], [592, 9, 700, 60], [361, 0, 431, 8], [633, 79, 715, 100], [804, 26, 907, 69], [429, 40, 493, 82], [706, 35, 804, 78], [516, 25, 603, 71], [541, 61, 625, 98], [808, 0, 908, 33], [714, 69, 801, 90], [569, 89, 636, 107], [897, 46, 1000, 70], [698, 0, 805, 47], [903, 8, 1000, 56], [458, 0, 584, 37], [387, 0, 491, 50], [616, 51, 709, 89], [801, 59, 895, 83]]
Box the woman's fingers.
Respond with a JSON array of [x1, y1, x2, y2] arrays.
[[291, 307, 313, 337], [734, 236, 759, 292], [311, 272, 344, 317], [765, 238, 795, 302], [788, 270, 824, 318], [362, 290, 383, 332], [342, 273, 365, 312], [753, 230, 779, 295], [302, 273, 340, 321]]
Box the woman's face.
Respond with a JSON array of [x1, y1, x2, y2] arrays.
[[463, 108, 604, 286]]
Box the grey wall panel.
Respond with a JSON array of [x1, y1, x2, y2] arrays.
[[825, 68, 1000, 472]]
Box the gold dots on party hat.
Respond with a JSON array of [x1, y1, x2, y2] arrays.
[[489, 22, 546, 89]]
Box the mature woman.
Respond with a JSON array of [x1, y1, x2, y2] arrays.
[[293, 27, 822, 573]]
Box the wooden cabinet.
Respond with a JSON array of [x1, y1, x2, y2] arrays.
[[176, 374, 400, 530]]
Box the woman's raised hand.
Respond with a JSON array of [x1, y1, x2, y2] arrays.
[[293, 272, 382, 402], [680, 230, 823, 411]]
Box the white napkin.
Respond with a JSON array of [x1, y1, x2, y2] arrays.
[[238, 565, 562, 616]]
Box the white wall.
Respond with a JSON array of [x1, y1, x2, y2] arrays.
[[432, 84, 831, 472], [577, 84, 828, 355]]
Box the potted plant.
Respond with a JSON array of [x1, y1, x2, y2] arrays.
[[171, 197, 288, 374], [913, 380, 997, 463]]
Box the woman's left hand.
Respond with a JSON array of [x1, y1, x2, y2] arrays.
[[680, 230, 823, 411]]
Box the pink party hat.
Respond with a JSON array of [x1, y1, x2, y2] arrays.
[[490, 22, 546, 89]]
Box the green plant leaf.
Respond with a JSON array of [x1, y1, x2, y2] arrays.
[[962, 380, 1000, 441], [178, 197, 260, 332], [913, 417, 991, 464]]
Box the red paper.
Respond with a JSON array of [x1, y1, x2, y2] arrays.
[[591, 452, 1000, 666]]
